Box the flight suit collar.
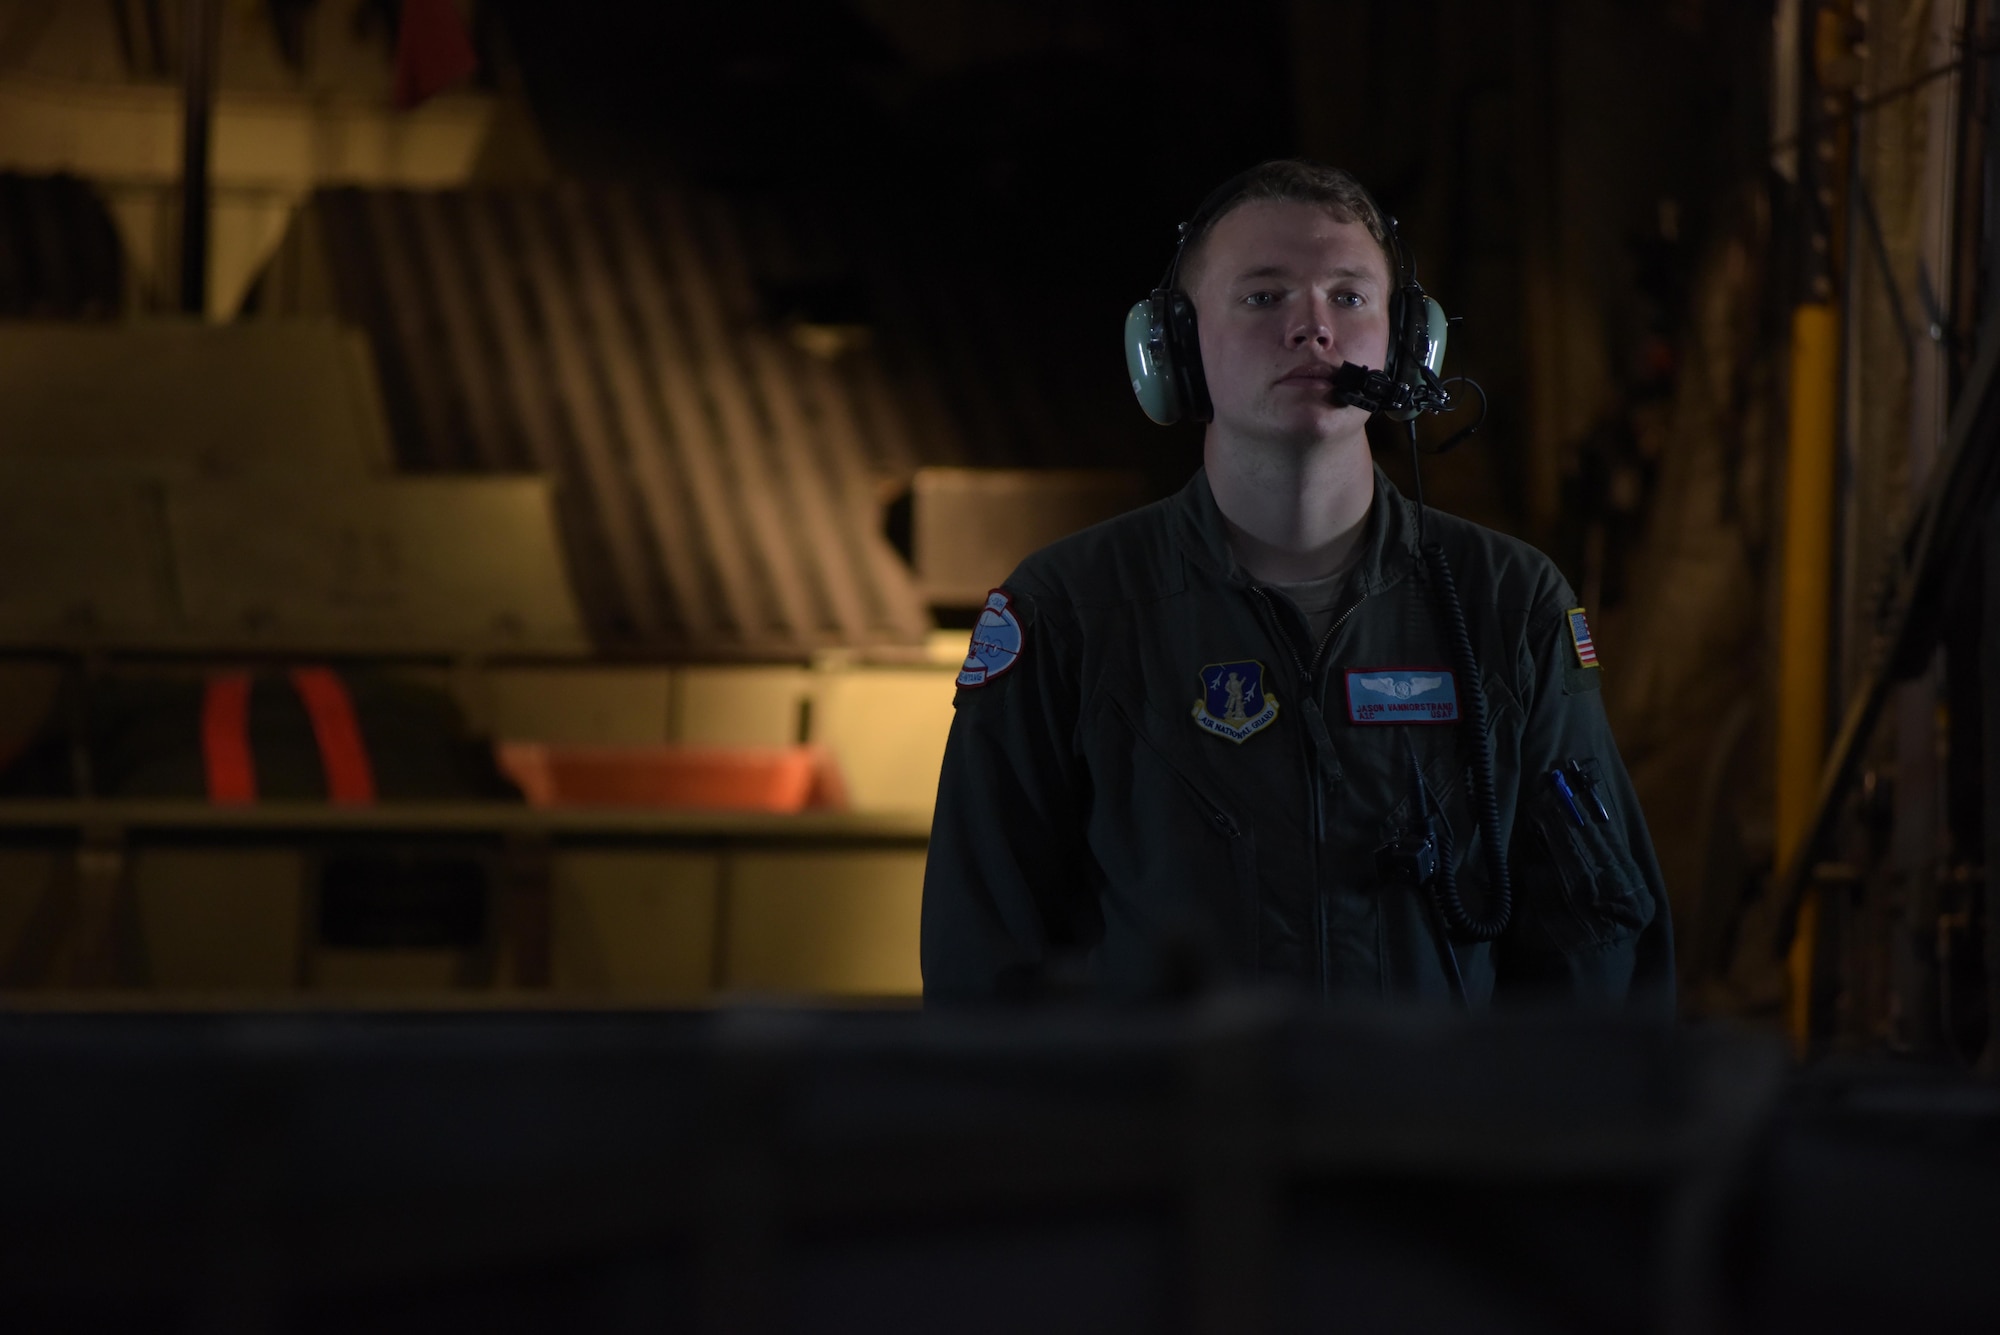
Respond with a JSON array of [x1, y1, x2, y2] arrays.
[[1171, 460, 1421, 595]]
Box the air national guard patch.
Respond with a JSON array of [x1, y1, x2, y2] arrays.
[[1192, 661, 1280, 744], [1567, 607, 1600, 668], [957, 589, 1024, 688], [1344, 668, 1460, 724]]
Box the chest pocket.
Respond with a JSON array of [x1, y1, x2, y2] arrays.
[[1100, 692, 1263, 960], [1515, 768, 1653, 953]]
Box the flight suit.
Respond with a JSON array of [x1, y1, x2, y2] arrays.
[[920, 464, 1673, 1010]]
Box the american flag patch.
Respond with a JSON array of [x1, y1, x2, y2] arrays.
[[1567, 607, 1599, 668]]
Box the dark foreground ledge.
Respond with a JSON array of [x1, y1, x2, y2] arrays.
[[0, 1001, 1992, 1334]]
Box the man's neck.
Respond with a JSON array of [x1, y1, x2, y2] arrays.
[[1204, 424, 1375, 585]]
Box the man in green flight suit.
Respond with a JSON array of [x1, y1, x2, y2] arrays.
[[920, 161, 1673, 1011]]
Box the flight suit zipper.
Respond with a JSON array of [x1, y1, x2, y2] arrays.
[[1108, 698, 1245, 841], [1251, 587, 1365, 998]]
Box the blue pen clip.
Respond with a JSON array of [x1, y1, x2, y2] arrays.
[[1548, 769, 1588, 827], [1566, 759, 1612, 823]]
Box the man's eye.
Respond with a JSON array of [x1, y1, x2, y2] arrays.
[[1333, 291, 1364, 308], [1244, 291, 1280, 308]]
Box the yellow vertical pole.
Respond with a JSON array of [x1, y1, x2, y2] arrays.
[[1778, 302, 1840, 1048], [1778, 0, 1855, 1051]]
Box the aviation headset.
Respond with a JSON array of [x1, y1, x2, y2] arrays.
[[1122, 168, 1452, 426]]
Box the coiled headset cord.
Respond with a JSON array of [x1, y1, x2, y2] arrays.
[[1406, 418, 1513, 943]]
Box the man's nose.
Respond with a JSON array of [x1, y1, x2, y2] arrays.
[[1287, 298, 1335, 348]]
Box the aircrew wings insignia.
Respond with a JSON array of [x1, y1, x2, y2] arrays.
[[1357, 675, 1443, 699]]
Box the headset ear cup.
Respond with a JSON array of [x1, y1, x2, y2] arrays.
[[1383, 281, 1445, 423], [1165, 291, 1213, 423], [1125, 291, 1184, 425], [1419, 295, 1448, 378]]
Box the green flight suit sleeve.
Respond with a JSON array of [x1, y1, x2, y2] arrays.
[[920, 584, 1096, 1003], [1494, 592, 1676, 1013]]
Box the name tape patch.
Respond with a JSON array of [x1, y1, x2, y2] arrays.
[[1344, 668, 1460, 724], [957, 590, 1024, 688]]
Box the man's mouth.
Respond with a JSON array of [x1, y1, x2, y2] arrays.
[[1276, 364, 1339, 386]]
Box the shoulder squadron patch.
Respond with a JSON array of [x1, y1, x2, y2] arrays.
[[1192, 660, 1280, 743], [957, 589, 1025, 688], [1567, 606, 1599, 668], [1344, 668, 1460, 724]]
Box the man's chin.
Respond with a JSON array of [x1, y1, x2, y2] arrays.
[[1219, 402, 1367, 449]]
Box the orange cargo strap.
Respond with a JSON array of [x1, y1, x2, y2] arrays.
[[201, 672, 257, 805], [290, 667, 377, 805]]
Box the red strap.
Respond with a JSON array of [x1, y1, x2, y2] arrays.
[[201, 673, 257, 805], [290, 667, 377, 805], [393, 0, 478, 109]]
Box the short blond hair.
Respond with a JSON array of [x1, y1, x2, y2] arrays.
[[1176, 160, 1396, 291]]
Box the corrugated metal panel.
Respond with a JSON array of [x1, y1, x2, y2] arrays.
[[310, 183, 937, 660]]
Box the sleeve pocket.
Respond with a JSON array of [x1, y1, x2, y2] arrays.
[[1515, 777, 1654, 953]]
